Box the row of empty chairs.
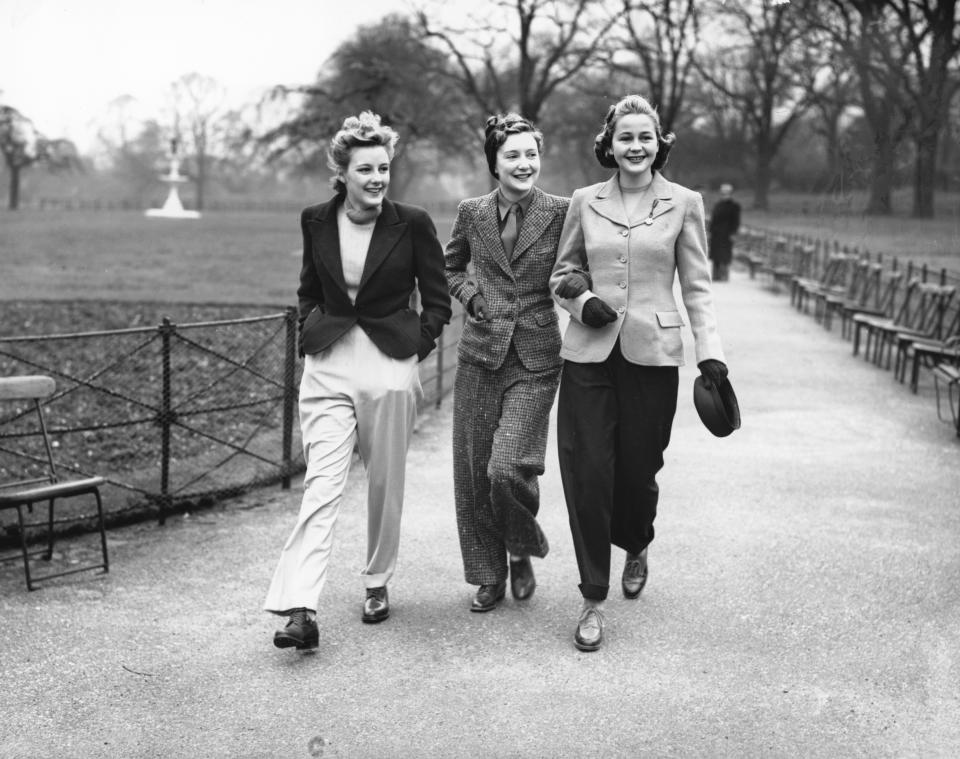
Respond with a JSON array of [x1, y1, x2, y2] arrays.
[[735, 228, 960, 437]]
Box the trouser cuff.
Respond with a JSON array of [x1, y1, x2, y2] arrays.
[[579, 582, 608, 601]]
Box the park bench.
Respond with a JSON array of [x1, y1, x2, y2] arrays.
[[0, 376, 109, 591]]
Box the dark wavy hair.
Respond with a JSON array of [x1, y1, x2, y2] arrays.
[[483, 113, 543, 178], [327, 111, 399, 193], [593, 95, 675, 172]]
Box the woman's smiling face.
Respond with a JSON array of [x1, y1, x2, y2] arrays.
[[495, 132, 541, 201], [610, 113, 659, 184], [340, 145, 391, 210]]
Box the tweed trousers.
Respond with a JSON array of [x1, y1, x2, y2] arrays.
[[452, 345, 561, 586]]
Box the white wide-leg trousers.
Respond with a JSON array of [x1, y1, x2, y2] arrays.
[[264, 326, 421, 615]]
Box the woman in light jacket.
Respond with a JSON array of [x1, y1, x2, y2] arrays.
[[264, 112, 451, 650], [550, 94, 729, 651], [445, 114, 569, 612]]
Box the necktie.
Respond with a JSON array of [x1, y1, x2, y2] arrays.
[[501, 203, 522, 259]]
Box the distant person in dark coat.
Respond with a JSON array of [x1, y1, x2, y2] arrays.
[[708, 183, 740, 281], [445, 113, 569, 613]]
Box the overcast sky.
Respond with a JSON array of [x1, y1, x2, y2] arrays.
[[1, 0, 413, 150]]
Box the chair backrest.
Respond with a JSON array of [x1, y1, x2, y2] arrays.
[[0, 375, 60, 489]]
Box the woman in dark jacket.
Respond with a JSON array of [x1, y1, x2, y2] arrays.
[[264, 112, 451, 650], [445, 114, 569, 612]]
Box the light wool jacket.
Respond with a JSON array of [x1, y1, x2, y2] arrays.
[[549, 172, 725, 366]]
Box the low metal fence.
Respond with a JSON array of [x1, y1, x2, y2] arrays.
[[0, 302, 466, 548]]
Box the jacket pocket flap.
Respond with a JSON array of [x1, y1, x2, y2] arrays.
[[656, 310, 685, 328], [534, 309, 559, 326]]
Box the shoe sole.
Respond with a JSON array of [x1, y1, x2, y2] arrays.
[[361, 611, 389, 624], [274, 633, 318, 650], [574, 638, 602, 652]]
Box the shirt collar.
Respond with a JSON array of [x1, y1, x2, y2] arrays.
[[497, 188, 535, 220]]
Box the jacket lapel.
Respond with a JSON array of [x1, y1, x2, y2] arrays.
[[588, 176, 629, 228], [646, 173, 675, 223], [477, 191, 513, 277], [306, 199, 349, 295], [358, 199, 406, 293], [511, 188, 555, 261]]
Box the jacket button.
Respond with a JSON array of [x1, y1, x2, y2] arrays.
[[619, 256, 627, 263], [618, 281, 627, 288], [617, 306, 626, 314], [620, 230, 629, 237]]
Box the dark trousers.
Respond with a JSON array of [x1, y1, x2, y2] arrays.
[[557, 344, 678, 600]]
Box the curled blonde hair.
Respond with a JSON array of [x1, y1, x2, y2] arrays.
[[327, 111, 400, 192]]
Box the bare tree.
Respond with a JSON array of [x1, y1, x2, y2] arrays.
[[170, 73, 227, 211], [258, 14, 473, 198], [883, 0, 960, 217], [816, 0, 913, 214], [607, 0, 701, 132], [415, 0, 624, 124], [0, 105, 79, 210], [695, 0, 826, 209]]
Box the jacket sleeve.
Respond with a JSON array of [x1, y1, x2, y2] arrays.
[[550, 190, 594, 324], [444, 201, 480, 310], [676, 192, 725, 364], [413, 209, 453, 360], [295, 208, 324, 352]]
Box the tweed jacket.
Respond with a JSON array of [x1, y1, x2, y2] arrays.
[[549, 172, 725, 366], [446, 187, 569, 372], [298, 195, 452, 361]]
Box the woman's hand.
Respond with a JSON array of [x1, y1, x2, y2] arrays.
[[697, 359, 729, 386], [581, 297, 619, 328], [469, 294, 492, 321], [556, 271, 591, 299]]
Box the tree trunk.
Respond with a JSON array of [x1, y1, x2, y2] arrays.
[[865, 121, 894, 215], [912, 129, 938, 218], [7, 166, 20, 211], [753, 141, 772, 210]]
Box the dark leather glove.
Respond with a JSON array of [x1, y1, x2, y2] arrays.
[[556, 271, 591, 299], [469, 294, 492, 321], [698, 359, 729, 386], [581, 297, 619, 328]]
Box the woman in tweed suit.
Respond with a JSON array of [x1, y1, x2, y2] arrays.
[[445, 114, 569, 612], [550, 95, 730, 651]]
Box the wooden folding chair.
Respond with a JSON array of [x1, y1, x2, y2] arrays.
[[839, 269, 903, 340], [0, 376, 109, 591], [933, 348, 960, 437]]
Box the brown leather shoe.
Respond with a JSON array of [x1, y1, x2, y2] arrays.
[[470, 581, 506, 612], [574, 606, 604, 652], [509, 556, 536, 600], [622, 548, 648, 599], [362, 587, 389, 623], [273, 608, 319, 650]]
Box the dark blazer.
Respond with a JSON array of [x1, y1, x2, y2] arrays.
[[445, 187, 569, 372], [298, 195, 452, 360]]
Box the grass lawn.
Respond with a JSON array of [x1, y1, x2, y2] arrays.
[[0, 209, 458, 308]]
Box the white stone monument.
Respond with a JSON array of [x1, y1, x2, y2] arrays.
[[145, 138, 201, 219]]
